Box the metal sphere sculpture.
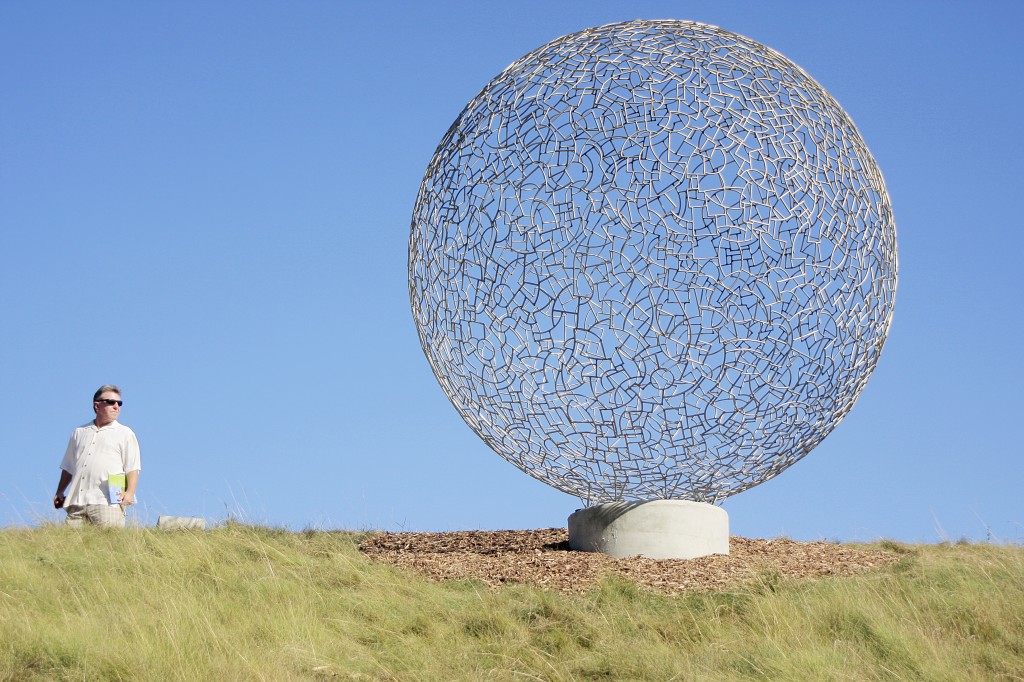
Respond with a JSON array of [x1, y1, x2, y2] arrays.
[[409, 20, 897, 505]]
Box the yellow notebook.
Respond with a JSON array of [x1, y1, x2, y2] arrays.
[[107, 473, 126, 504]]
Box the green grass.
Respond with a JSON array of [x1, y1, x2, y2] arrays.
[[1, 524, 1021, 681]]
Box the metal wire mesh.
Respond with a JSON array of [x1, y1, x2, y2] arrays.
[[409, 20, 897, 504]]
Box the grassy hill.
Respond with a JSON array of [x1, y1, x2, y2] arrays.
[[1, 523, 1021, 681]]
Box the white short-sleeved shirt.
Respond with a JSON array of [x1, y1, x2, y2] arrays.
[[60, 420, 141, 506]]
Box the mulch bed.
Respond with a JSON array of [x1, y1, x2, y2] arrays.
[[359, 528, 900, 595]]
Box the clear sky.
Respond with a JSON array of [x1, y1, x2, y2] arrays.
[[2, 1, 1021, 543]]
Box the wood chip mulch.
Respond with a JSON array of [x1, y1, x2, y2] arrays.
[[359, 528, 900, 595]]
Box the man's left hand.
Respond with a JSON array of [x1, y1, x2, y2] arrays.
[[119, 491, 136, 507]]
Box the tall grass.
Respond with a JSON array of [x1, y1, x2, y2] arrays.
[[1, 524, 1021, 681]]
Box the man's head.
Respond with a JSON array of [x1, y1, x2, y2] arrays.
[[93, 384, 122, 426]]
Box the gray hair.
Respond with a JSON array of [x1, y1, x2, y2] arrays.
[[93, 385, 122, 402]]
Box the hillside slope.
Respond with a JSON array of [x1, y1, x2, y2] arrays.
[[1, 524, 1021, 680]]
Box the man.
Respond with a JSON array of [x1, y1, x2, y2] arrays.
[[54, 385, 141, 528]]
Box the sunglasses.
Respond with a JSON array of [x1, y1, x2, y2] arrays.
[[96, 399, 123, 406]]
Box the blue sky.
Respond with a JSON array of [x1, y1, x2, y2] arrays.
[[2, 1, 1021, 542]]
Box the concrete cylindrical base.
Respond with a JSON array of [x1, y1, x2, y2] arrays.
[[568, 500, 729, 560]]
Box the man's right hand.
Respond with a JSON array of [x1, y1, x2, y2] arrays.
[[53, 494, 65, 509]]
